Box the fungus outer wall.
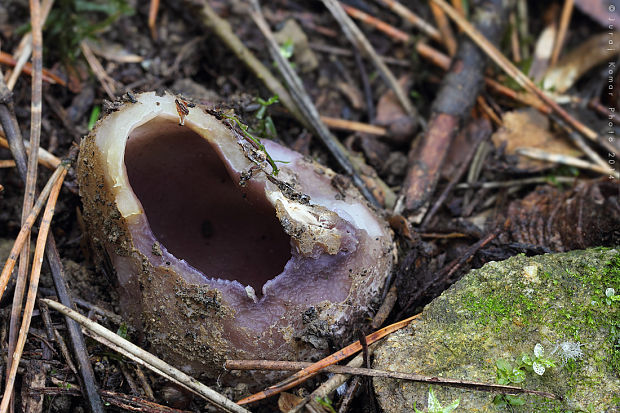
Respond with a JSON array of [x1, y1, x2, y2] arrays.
[[79, 92, 394, 372], [86, 92, 392, 337]]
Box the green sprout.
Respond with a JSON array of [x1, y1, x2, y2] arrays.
[[252, 95, 279, 140], [606, 288, 620, 306], [277, 39, 296, 69], [521, 343, 556, 375], [493, 393, 526, 408], [87, 105, 101, 130], [414, 387, 460, 413], [493, 343, 560, 407], [221, 113, 280, 176], [493, 358, 526, 407], [279, 39, 294, 60], [314, 396, 337, 413], [495, 358, 525, 385], [116, 323, 128, 340]]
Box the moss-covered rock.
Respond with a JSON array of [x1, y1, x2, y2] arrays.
[[373, 248, 620, 412]]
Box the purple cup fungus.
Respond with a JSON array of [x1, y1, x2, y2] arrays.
[[77, 91, 393, 383]]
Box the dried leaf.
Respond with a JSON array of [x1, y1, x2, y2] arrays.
[[84, 38, 143, 63], [278, 392, 304, 412], [492, 108, 580, 171], [336, 81, 365, 110], [376, 75, 416, 144]]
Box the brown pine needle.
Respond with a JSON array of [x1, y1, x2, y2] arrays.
[[0, 160, 16, 168], [476, 96, 502, 126], [510, 12, 521, 63], [416, 42, 452, 70], [320, 116, 387, 136], [0, 135, 62, 170], [320, 0, 416, 118], [4, 0, 55, 90], [430, 0, 616, 156], [0, 161, 67, 413], [429, 1, 457, 55], [148, 0, 160, 40], [0, 163, 68, 301], [451, 0, 465, 16], [0, 51, 65, 86], [341, 3, 410, 43], [551, 0, 574, 66], [237, 314, 419, 405], [373, 0, 442, 42]]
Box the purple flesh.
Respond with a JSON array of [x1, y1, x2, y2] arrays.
[[117, 116, 370, 338], [124, 119, 292, 293]]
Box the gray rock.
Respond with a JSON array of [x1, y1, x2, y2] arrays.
[[374, 248, 620, 412]]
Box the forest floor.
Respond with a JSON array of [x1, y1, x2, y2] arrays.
[[0, 0, 618, 412]]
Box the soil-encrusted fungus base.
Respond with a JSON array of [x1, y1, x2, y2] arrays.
[[77, 91, 393, 384]]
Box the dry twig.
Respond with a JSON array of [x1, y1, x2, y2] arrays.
[[5, 2, 44, 409], [226, 360, 557, 399], [401, 0, 512, 217], [287, 345, 375, 413], [4, 0, 55, 90], [454, 176, 578, 189], [0, 164, 69, 300], [149, 0, 160, 40], [342, 4, 409, 43], [0, 136, 61, 169], [321, 0, 417, 119], [0, 51, 66, 86], [193, 1, 305, 125], [30, 387, 189, 413], [516, 147, 617, 176], [1, 35, 104, 413], [320, 116, 387, 136], [41, 299, 250, 413], [421, 120, 491, 227], [550, 0, 574, 66], [80, 41, 117, 99], [45, 236, 105, 413], [0, 162, 67, 413], [286, 280, 400, 412], [238, 314, 419, 405], [373, 0, 442, 42], [248, 0, 387, 206], [429, 1, 457, 55]]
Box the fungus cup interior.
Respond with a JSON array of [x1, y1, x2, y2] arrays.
[[123, 117, 292, 294]]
